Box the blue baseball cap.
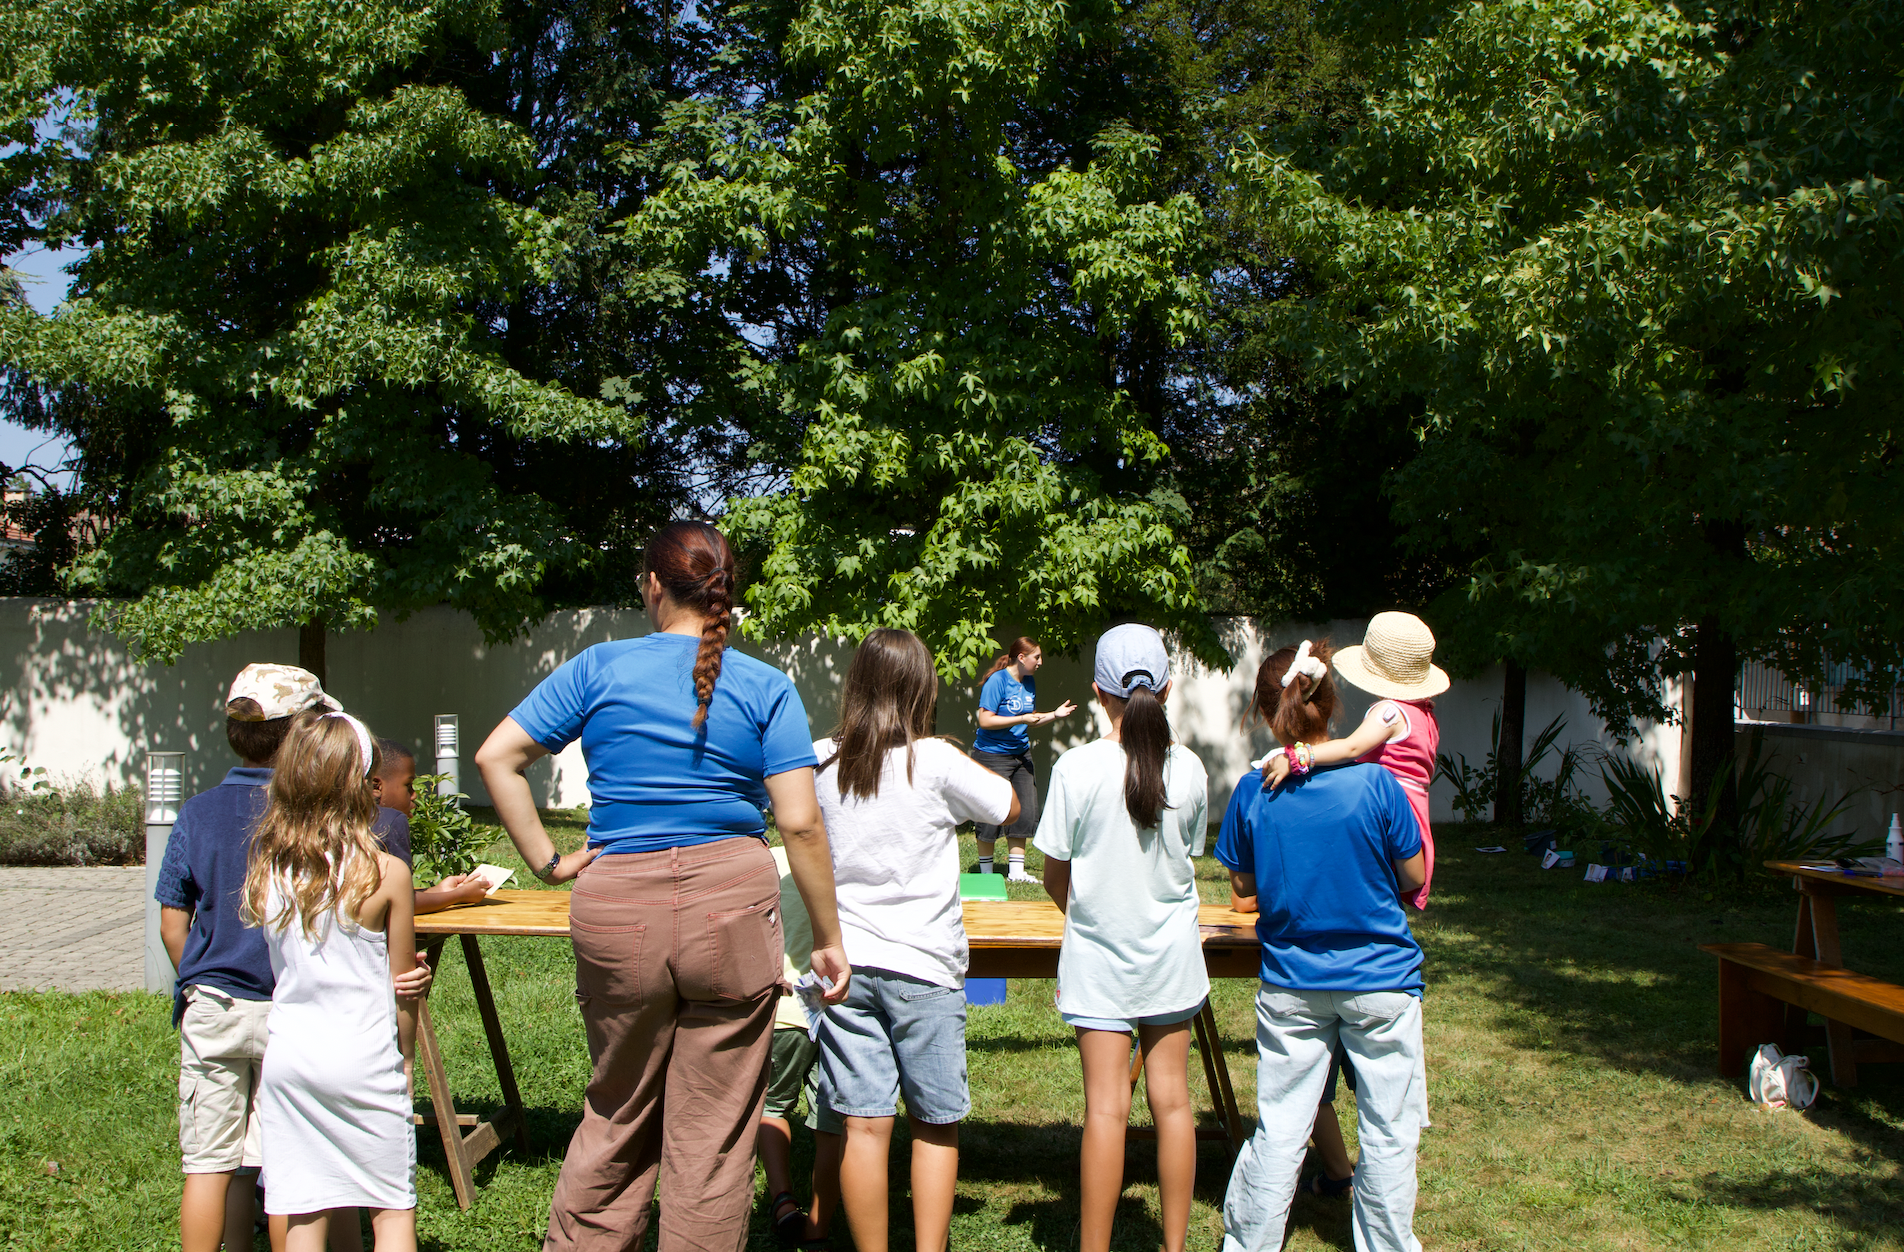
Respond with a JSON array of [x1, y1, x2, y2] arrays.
[[1093, 624, 1170, 698]]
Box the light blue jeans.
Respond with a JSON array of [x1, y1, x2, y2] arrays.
[[1222, 985, 1425, 1252]]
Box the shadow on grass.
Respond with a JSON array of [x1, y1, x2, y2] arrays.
[[967, 1031, 1076, 1055], [1425, 832, 1904, 1241]]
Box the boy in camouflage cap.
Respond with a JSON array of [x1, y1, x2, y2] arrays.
[[223, 662, 341, 722]]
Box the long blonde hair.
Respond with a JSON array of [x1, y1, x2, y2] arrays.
[[242, 712, 386, 939]]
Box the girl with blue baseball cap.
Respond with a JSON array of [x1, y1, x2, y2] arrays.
[[1033, 623, 1210, 1252]]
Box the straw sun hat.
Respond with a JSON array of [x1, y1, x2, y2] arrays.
[[1332, 612, 1450, 701]]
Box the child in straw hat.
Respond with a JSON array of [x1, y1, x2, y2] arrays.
[[1260, 611, 1448, 911]]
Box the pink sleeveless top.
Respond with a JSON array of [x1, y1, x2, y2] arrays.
[[1356, 698, 1438, 910]]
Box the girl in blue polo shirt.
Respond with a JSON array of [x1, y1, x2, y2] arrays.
[[970, 636, 1076, 882]]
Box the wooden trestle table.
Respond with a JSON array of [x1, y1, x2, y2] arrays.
[[413, 892, 1264, 1209], [1763, 860, 1904, 1085]]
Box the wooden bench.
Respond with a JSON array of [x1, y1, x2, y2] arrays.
[[1700, 942, 1904, 1086]]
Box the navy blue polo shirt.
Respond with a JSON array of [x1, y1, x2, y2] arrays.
[[154, 767, 275, 1025], [374, 807, 411, 866]]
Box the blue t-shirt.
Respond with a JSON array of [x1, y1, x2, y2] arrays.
[[973, 668, 1037, 754], [1214, 763, 1425, 994], [154, 767, 276, 1024], [509, 634, 819, 855]]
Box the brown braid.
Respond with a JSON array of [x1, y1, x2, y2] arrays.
[[643, 521, 739, 730], [693, 566, 735, 728]]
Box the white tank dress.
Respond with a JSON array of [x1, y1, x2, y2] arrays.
[[258, 873, 416, 1213]]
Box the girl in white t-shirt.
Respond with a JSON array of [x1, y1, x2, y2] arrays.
[[811, 629, 1018, 1252], [1033, 624, 1209, 1252]]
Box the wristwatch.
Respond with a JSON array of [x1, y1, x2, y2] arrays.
[[533, 851, 561, 882]]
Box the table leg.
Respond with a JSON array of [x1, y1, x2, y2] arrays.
[[411, 936, 530, 1208], [1799, 888, 1859, 1086], [1784, 893, 1816, 1050], [1193, 1001, 1247, 1156], [1794, 877, 1904, 1085], [1792, 892, 1816, 959], [413, 942, 476, 1209], [461, 934, 531, 1154]]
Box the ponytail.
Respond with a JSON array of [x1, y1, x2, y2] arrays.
[[1250, 639, 1338, 746], [643, 521, 739, 729], [1120, 679, 1172, 829]]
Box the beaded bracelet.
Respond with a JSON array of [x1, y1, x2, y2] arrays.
[[1285, 741, 1314, 776]]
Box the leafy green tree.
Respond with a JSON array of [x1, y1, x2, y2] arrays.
[[1124, 0, 1464, 624], [618, 0, 1222, 675], [0, 0, 720, 672], [1232, 0, 1904, 854]]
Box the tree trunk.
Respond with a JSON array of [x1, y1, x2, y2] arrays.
[[1689, 615, 1739, 866], [1494, 659, 1527, 827], [299, 617, 326, 688]]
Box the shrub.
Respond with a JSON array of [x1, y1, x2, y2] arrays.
[[409, 774, 490, 883], [0, 780, 145, 865]]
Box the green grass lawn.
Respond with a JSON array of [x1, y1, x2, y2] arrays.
[[5, 816, 1904, 1250]]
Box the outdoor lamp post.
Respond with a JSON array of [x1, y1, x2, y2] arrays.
[[434, 714, 460, 800], [144, 750, 184, 994]]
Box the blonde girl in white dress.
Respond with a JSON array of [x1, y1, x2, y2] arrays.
[[243, 712, 419, 1252]]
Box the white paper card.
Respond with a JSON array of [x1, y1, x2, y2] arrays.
[[470, 864, 516, 895]]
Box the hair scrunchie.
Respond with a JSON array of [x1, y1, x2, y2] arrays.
[[323, 711, 376, 777], [1281, 640, 1327, 700]]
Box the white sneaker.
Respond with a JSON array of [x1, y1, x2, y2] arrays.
[[1007, 866, 1038, 884]]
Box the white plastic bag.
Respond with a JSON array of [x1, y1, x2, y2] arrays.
[[1747, 1043, 1818, 1110]]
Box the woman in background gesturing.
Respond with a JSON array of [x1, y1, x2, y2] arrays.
[[970, 637, 1076, 882], [476, 521, 850, 1252]]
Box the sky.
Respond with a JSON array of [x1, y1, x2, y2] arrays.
[[1, 242, 81, 486]]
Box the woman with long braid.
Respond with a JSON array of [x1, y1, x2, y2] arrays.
[[476, 521, 851, 1252]]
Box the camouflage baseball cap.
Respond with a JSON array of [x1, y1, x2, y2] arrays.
[[225, 663, 340, 721]]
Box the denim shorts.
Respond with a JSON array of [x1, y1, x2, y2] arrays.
[[816, 967, 969, 1124], [1062, 999, 1206, 1034]]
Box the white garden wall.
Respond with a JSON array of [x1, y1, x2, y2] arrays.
[[0, 598, 1683, 823], [1734, 722, 1904, 844]]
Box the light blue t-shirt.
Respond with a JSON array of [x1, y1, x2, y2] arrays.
[[1213, 763, 1425, 994], [509, 634, 818, 855], [973, 668, 1036, 754]]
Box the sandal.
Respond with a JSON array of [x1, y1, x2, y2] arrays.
[[769, 1191, 805, 1248], [1305, 1170, 1354, 1199]]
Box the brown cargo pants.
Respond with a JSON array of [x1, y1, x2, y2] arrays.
[[544, 837, 783, 1252]]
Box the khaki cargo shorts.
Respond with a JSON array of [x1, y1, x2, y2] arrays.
[[177, 984, 272, 1173]]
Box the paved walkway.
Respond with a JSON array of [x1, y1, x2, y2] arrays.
[[0, 866, 147, 993]]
